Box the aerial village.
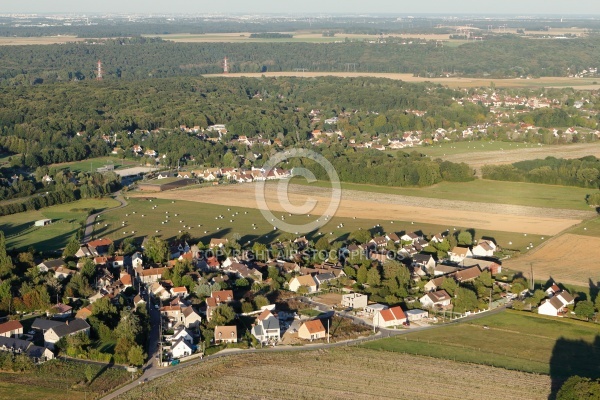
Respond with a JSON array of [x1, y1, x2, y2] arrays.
[[0, 220, 577, 366]]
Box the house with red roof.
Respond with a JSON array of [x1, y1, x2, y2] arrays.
[[373, 306, 407, 328]]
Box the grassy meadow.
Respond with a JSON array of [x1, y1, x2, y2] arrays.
[[50, 157, 140, 174], [295, 178, 593, 211], [0, 198, 119, 252], [362, 310, 600, 377], [95, 196, 543, 252]]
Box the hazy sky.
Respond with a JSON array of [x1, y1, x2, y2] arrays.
[[3, 0, 600, 15]]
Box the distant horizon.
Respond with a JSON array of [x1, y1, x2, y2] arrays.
[[2, 0, 600, 16]]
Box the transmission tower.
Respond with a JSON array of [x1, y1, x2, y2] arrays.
[[97, 60, 103, 81], [223, 56, 229, 74]]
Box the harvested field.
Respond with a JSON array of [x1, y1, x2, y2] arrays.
[[439, 142, 600, 175], [205, 71, 600, 89], [0, 36, 84, 45], [115, 347, 551, 400], [504, 233, 600, 287], [137, 183, 589, 235]]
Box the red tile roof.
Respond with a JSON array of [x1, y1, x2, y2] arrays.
[[0, 320, 23, 335]]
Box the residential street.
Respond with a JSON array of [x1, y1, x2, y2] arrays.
[[101, 302, 506, 400]]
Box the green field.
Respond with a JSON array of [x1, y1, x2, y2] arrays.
[[96, 196, 543, 252], [362, 310, 600, 377], [295, 179, 593, 211], [50, 157, 139, 174], [0, 359, 131, 400], [0, 198, 119, 252], [567, 216, 600, 237]]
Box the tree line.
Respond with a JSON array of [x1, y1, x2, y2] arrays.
[[482, 156, 600, 189]]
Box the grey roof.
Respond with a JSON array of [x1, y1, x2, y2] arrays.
[[261, 315, 280, 331], [31, 318, 63, 331], [26, 345, 50, 358], [172, 337, 193, 350], [315, 273, 336, 283], [251, 324, 264, 338], [39, 259, 66, 269], [49, 319, 90, 338], [413, 254, 433, 263], [0, 336, 32, 352]]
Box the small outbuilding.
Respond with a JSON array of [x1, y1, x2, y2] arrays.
[[34, 219, 52, 227]]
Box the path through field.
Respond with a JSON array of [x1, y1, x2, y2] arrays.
[[137, 183, 592, 235]]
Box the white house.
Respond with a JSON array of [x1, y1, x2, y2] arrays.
[[182, 307, 202, 329], [405, 309, 429, 322], [171, 327, 193, 344], [251, 309, 280, 344], [288, 275, 318, 293], [471, 240, 496, 257], [341, 293, 368, 309], [44, 319, 90, 350], [538, 290, 575, 317], [449, 247, 473, 263], [171, 338, 193, 359], [373, 306, 407, 328], [419, 290, 452, 309]]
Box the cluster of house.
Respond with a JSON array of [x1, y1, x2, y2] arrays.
[[0, 309, 90, 364]]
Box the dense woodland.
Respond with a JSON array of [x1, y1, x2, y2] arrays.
[[482, 156, 600, 189], [2, 36, 600, 84]]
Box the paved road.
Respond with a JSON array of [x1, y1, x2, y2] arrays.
[[101, 301, 506, 400], [83, 191, 128, 243]]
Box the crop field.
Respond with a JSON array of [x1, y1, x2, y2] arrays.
[[0, 359, 131, 400], [116, 346, 550, 400], [0, 36, 84, 46], [97, 195, 543, 252], [206, 71, 600, 89], [436, 141, 600, 174], [362, 310, 600, 379], [297, 179, 595, 212], [416, 141, 600, 160], [0, 198, 119, 252], [504, 232, 600, 287], [137, 183, 587, 236]]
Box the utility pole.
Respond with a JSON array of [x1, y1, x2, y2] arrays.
[[327, 319, 330, 344]]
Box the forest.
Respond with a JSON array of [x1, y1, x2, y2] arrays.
[[482, 156, 600, 189], [1, 36, 600, 84]]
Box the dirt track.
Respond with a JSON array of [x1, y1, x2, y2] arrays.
[[138, 183, 591, 236], [504, 233, 600, 287]]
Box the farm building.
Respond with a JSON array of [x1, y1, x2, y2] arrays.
[[138, 178, 196, 192], [34, 219, 52, 227]]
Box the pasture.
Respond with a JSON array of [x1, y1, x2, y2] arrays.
[[139, 183, 584, 236], [0, 198, 119, 252], [97, 196, 543, 253], [115, 347, 551, 400], [0, 36, 84, 46], [297, 179, 595, 212], [362, 310, 600, 378], [50, 157, 140, 174]]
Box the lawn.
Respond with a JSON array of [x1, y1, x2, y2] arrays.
[[0, 198, 119, 253], [296, 179, 593, 211], [97, 197, 543, 253], [0, 359, 131, 400], [362, 310, 600, 378]]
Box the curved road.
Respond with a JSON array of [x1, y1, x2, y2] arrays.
[[83, 191, 128, 243], [101, 303, 506, 400]]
